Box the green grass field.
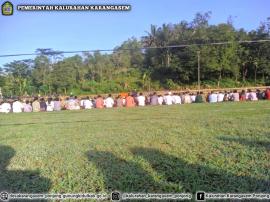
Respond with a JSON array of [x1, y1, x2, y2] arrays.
[[0, 102, 269, 196]]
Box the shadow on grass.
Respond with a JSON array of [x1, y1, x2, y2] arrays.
[[0, 117, 198, 127], [87, 148, 269, 193], [131, 147, 270, 193], [0, 145, 51, 194], [0, 119, 143, 126], [86, 150, 165, 192], [0, 118, 176, 127], [218, 136, 270, 152], [0, 113, 186, 127]]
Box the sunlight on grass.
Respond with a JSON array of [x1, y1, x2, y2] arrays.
[[0, 101, 269, 193]]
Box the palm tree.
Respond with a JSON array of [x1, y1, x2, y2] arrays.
[[142, 24, 158, 47]]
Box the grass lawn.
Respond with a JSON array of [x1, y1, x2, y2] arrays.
[[0, 101, 269, 195]]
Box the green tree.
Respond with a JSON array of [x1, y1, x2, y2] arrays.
[[3, 59, 33, 95], [50, 59, 77, 94]]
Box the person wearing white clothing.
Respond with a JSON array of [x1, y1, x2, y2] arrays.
[[46, 98, 54, 112], [228, 91, 234, 101], [250, 91, 258, 101], [190, 93, 196, 103], [217, 92, 224, 102], [172, 93, 181, 104], [209, 91, 218, 103], [80, 98, 86, 108], [164, 92, 173, 105], [172, 93, 177, 104], [0, 101, 11, 113], [137, 93, 146, 106], [105, 94, 115, 108], [176, 94, 182, 104], [184, 93, 192, 104], [246, 91, 250, 100], [83, 96, 93, 109], [12, 99, 24, 113], [158, 95, 163, 105]]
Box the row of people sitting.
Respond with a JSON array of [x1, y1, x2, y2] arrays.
[[0, 88, 269, 113]]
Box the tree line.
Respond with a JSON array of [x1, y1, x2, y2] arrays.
[[0, 12, 270, 96]]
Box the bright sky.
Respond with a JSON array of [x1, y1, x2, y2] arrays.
[[0, 0, 269, 67]]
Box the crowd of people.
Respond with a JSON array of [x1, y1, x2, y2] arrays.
[[0, 88, 270, 113]]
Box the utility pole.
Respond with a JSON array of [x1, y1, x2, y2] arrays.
[[197, 51, 201, 92]]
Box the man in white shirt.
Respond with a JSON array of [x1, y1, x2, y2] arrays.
[[209, 91, 218, 103], [217, 92, 225, 102], [184, 93, 192, 104], [172, 93, 177, 104], [105, 94, 115, 108], [80, 97, 86, 108], [0, 100, 11, 113], [158, 95, 163, 105], [246, 90, 251, 100], [83, 96, 93, 109], [172, 93, 181, 104], [228, 91, 234, 101], [137, 93, 146, 106], [46, 97, 54, 112], [190, 93, 196, 103], [12, 99, 24, 113], [164, 92, 173, 105], [250, 91, 258, 101]]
